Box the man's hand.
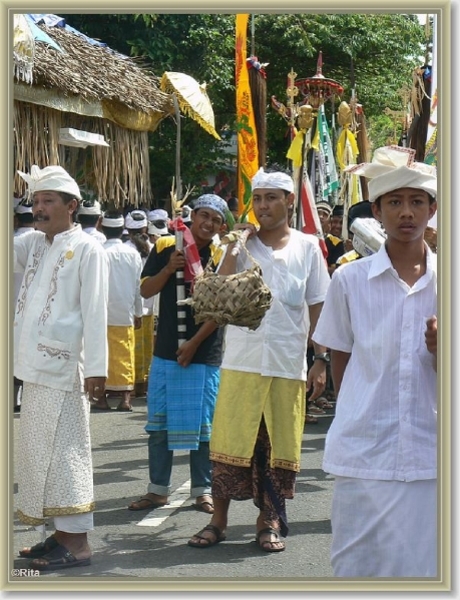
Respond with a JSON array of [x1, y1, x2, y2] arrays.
[[134, 316, 142, 330], [306, 360, 327, 402], [85, 377, 106, 400], [165, 249, 186, 275], [176, 339, 199, 368]]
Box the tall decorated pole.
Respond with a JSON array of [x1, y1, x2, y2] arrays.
[[235, 14, 259, 223], [274, 53, 343, 257]]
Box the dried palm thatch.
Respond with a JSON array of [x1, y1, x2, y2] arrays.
[[14, 100, 155, 207], [13, 20, 175, 207], [25, 23, 173, 118]]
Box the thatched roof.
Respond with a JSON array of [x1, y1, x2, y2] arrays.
[[14, 19, 174, 125], [13, 17, 175, 207]]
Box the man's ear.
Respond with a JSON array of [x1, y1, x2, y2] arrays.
[[68, 198, 79, 216], [287, 191, 295, 207], [428, 201, 437, 221], [371, 202, 382, 223]]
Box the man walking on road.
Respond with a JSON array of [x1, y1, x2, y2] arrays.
[[313, 146, 438, 577], [14, 165, 108, 571], [188, 165, 330, 552]]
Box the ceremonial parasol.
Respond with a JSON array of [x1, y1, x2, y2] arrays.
[[160, 71, 220, 203]]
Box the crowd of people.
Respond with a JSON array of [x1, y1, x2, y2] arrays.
[[13, 145, 438, 577]]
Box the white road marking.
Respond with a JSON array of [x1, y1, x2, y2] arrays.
[[137, 479, 191, 527]]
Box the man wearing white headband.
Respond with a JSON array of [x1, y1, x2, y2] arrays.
[[88, 211, 143, 413], [78, 199, 106, 245], [147, 208, 170, 242], [313, 145, 438, 576], [124, 209, 154, 397], [13, 165, 108, 571], [189, 165, 330, 552]]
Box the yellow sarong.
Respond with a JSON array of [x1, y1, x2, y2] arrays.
[[210, 370, 306, 472], [106, 325, 135, 390], [142, 314, 154, 381]]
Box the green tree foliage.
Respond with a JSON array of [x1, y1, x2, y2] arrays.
[[64, 13, 425, 199]]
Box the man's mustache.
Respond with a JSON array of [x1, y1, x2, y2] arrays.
[[33, 215, 49, 222]]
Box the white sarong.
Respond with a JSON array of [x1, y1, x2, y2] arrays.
[[16, 375, 95, 526], [331, 476, 437, 577]]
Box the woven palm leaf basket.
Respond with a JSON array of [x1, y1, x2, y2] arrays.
[[188, 232, 273, 331]]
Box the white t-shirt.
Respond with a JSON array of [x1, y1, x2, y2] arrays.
[[222, 229, 330, 381]]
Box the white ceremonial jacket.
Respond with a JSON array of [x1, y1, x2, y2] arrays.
[[14, 225, 109, 391]]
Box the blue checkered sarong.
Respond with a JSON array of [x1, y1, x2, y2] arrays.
[[145, 356, 219, 450]]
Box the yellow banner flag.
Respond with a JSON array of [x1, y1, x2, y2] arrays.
[[235, 14, 258, 223]]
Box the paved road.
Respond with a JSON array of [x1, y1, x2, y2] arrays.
[[12, 396, 336, 589]]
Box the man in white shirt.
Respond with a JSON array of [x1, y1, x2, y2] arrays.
[[91, 211, 143, 412], [77, 199, 106, 244], [124, 210, 154, 397], [188, 165, 330, 552], [312, 146, 438, 577], [14, 165, 108, 571]]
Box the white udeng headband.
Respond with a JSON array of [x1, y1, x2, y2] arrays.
[[251, 167, 295, 193], [101, 215, 124, 228]]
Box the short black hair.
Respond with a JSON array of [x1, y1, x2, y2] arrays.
[[101, 210, 124, 239], [16, 212, 34, 225], [78, 214, 100, 227], [102, 226, 124, 239]]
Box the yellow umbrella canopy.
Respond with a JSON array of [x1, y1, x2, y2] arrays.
[[160, 71, 221, 140]]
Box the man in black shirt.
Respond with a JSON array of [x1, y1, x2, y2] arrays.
[[128, 194, 228, 515]]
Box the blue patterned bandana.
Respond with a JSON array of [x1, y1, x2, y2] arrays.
[[192, 194, 229, 221]]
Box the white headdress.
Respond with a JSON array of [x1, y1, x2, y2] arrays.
[[17, 165, 82, 200], [101, 213, 124, 228], [78, 200, 102, 215], [345, 146, 437, 202], [251, 167, 295, 193], [125, 210, 147, 229]]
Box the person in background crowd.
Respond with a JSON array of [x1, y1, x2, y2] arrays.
[[124, 210, 154, 398], [181, 204, 192, 228], [14, 165, 108, 571], [77, 199, 106, 244], [316, 202, 345, 277], [90, 211, 144, 413], [226, 196, 240, 221], [147, 208, 170, 244]]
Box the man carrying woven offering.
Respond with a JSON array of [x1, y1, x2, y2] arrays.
[[128, 194, 228, 514], [188, 165, 330, 552]]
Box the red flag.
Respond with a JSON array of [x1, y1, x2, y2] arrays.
[[299, 173, 328, 259], [171, 217, 203, 284]]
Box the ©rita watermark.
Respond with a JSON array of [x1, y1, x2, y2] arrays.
[[11, 568, 40, 577]]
